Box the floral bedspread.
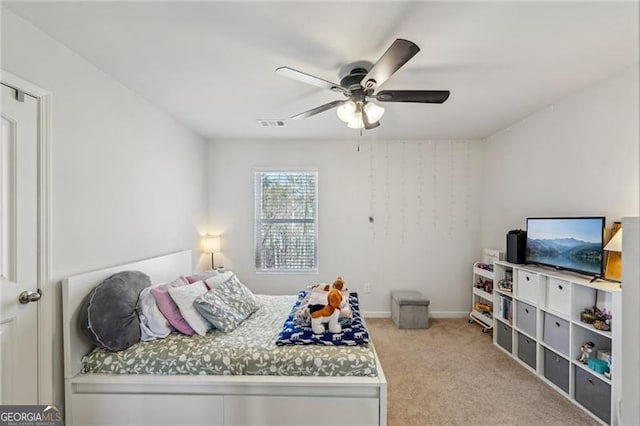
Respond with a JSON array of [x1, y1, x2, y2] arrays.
[[82, 295, 377, 377]]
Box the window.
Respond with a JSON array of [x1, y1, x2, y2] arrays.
[[254, 171, 318, 272]]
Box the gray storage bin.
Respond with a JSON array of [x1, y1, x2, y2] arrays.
[[516, 300, 537, 337], [575, 367, 611, 424], [543, 312, 569, 355], [543, 347, 569, 393], [497, 322, 512, 353], [517, 332, 536, 369], [390, 290, 430, 329]]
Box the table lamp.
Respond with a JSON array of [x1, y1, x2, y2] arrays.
[[604, 229, 622, 281], [200, 235, 221, 270]]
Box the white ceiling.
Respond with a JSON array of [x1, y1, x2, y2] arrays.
[[5, 1, 639, 141]]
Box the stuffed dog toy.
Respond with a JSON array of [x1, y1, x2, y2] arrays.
[[309, 288, 343, 334]]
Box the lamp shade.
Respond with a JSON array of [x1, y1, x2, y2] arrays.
[[200, 235, 221, 254], [347, 112, 364, 129], [604, 228, 622, 281], [604, 229, 622, 252], [364, 102, 384, 123], [337, 100, 356, 123]]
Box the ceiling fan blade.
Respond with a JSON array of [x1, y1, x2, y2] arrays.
[[291, 100, 344, 120], [361, 39, 420, 91], [374, 90, 450, 104], [276, 67, 350, 95]]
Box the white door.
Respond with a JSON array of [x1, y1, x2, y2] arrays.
[[0, 83, 39, 404]]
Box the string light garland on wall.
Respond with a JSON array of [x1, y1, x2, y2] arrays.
[[448, 141, 455, 237], [431, 142, 438, 230], [384, 142, 390, 237], [464, 142, 471, 230], [368, 142, 376, 239], [401, 142, 407, 242], [417, 142, 424, 230], [362, 140, 473, 240]]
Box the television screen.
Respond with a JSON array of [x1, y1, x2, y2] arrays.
[[525, 217, 605, 277]]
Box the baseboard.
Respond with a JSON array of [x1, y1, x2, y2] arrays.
[[363, 311, 470, 319], [430, 311, 470, 319], [363, 311, 391, 318]]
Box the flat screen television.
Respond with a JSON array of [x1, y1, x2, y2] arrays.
[[525, 217, 605, 277]]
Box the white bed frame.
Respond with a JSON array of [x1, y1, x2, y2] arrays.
[[63, 250, 387, 426]]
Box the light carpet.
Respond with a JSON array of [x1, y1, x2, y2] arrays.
[[365, 317, 600, 426]]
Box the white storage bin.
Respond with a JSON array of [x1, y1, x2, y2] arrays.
[[546, 277, 570, 316], [517, 270, 538, 304]]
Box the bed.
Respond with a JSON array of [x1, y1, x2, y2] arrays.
[[63, 250, 387, 425]]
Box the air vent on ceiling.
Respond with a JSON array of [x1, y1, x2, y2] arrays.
[[257, 119, 286, 127]]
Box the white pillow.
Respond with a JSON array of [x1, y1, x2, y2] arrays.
[[167, 281, 211, 336], [138, 286, 172, 341]]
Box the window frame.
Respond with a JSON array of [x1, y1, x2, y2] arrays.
[[253, 168, 319, 274]]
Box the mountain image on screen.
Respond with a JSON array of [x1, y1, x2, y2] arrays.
[[526, 237, 602, 275]]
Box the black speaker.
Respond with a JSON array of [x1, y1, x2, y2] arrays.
[[507, 229, 527, 264]]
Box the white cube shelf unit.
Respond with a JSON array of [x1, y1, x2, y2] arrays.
[[469, 262, 494, 333], [493, 261, 621, 425]]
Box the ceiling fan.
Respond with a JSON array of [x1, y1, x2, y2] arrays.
[[276, 39, 450, 130]]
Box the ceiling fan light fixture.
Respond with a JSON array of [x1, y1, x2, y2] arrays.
[[337, 100, 357, 123], [364, 101, 384, 123], [347, 112, 364, 129]]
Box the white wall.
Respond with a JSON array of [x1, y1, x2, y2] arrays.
[[481, 65, 639, 249], [1, 9, 208, 405], [207, 139, 484, 315]]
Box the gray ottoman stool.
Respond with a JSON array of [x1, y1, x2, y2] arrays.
[[391, 290, 430, 329]]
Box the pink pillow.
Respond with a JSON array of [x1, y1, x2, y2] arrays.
[[185, 269, 218, 284], [150, 276, 195, 335]]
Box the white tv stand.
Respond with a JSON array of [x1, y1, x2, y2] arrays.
[[492, 261, 621, 425]]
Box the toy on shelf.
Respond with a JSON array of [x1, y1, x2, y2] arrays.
[[474, 278, 493, 294], [598, 350, 613, 379], [581, 306, 612, 331], [476, 262, 494, 272], [587, 358, 609, 375], [580, 309, 596, 324], [474, 301, 492, 317], [578, 341, 595, 364], [498, 279, 513, 292]]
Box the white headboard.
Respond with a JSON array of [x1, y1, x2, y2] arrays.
[[62, 250, 192, 378]]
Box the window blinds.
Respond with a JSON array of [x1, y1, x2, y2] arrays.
[[254, 171, 318, 272]]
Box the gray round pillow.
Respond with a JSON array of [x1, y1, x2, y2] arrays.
[[78, 270, 151, 351]]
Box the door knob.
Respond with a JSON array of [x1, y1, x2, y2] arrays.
[[18, 290, 41, 304]]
